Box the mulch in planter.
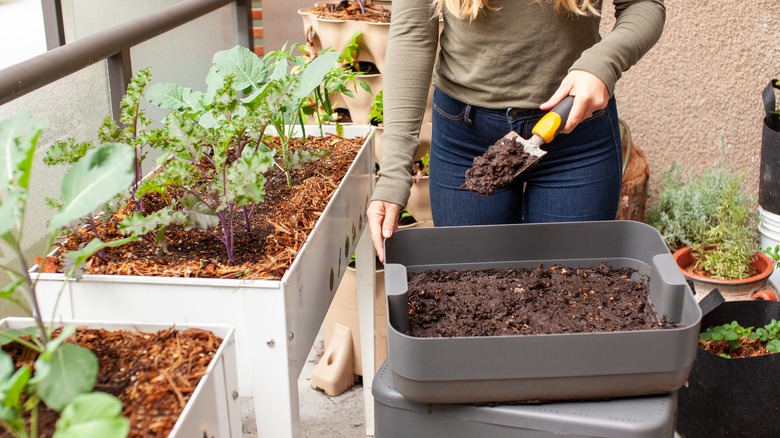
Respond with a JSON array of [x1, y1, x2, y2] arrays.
[[2, 326, 222, 437], [43, 134, 364, 280], [406, 264, 676, 338], [302, 1, 391, 23]]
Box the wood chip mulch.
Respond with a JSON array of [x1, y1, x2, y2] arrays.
[[45, 133, 365, 280], [2, 326, 223, 437]]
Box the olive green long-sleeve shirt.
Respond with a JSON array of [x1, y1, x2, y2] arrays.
[[373, 0, 665, 207]]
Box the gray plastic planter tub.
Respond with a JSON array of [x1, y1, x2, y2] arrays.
[[383, 220, 702, 404], [372, 361, 678, 438]]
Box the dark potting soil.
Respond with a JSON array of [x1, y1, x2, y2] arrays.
[[406, 264, 676, 338], [462, 136, 535, 196]]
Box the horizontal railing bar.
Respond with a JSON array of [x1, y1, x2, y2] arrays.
[[0, 0, 235, 106]]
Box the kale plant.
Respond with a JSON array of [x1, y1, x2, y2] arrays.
[[118, 45, 349, 265], [43, 68, 170, 259]]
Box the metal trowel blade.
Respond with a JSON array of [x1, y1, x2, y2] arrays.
[[506, 131, 547, 179]]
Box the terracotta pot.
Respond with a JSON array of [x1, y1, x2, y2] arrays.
[[672, 246, 776, 302]]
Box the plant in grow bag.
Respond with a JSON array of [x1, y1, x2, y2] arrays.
[[0, 113, 132, 437], [699, 319, 780, 358]]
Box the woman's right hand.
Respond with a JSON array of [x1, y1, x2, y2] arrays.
[[367, 200, 403, 263]]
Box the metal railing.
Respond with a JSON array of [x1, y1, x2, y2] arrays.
[[1, 0, 251, 121]]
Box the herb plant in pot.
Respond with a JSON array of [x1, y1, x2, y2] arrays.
[[0, 113, 239, 437], [648, 160, 775, 301], [28, 44, 375, 437]]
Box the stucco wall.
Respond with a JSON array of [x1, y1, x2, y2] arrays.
[[266, 0, 780, 202], [606, 0, 780, 201]]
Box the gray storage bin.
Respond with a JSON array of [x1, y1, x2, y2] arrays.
[[384, 221, 702, 404], [373, 361, 677, 438]]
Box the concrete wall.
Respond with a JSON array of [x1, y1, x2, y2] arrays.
[[267, 0, 780, 201]]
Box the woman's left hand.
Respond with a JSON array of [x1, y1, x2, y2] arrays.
[[540, 70, 610, 134]]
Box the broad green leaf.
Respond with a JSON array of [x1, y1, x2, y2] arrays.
[[147, 83, 203, 111], [53, 417, 130, 438], [35, 343, 98, 412], [211, 45, 268, 91], [0, 327, 40, 347], [0, 112, 45, 191], [268, 59, 288, 82], [295, 51, 339, 100], [0, 349, 14, 381], [54, 392, 129, 438], [50, 143, 135, 230], [1, 365, 31, 408]]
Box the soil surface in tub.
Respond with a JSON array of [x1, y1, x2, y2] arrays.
[[2, 326, 222, 437], [406, 264, 676, 338], [303, 1, 391, 23], [462, 135, 535, 196]]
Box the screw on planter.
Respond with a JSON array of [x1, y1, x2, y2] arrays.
[[266, 339, 275, 347]]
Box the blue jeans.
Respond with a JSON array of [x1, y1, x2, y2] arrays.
[[429, 87, 622, 226]]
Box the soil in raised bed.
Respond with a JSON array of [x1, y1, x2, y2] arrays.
[[41, 134, 364, 280], [1, 326, 221, 437], [462, 136, 536, 196], [406, 264, 676, 338], [302, 1, 391, 23]]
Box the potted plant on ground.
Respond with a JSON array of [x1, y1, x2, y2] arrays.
[[0, 113, 239, 437], [677, 289, 780, 437], [29, 43, 375, 438], [647, 155, 775, 301]]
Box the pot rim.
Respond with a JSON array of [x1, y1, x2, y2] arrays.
[[672, 246, 775, 284]]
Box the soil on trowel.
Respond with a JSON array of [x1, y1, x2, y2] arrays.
[[406, 264, 676, 338], [462, 136, 535, 196]]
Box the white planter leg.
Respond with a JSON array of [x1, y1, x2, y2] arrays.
[[241, 290, 299, 437], [356, 224, 376, 436]]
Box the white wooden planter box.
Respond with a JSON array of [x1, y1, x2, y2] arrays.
[[0, 317, 240, 437], [31, 125, 375, 437]]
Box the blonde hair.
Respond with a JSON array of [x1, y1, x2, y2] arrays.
[[432, 0, 600, 21]]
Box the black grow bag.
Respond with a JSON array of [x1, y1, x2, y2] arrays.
[[677, 294, 780, 437]]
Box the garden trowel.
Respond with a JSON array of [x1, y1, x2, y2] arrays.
[[463, 95, 574, 196]]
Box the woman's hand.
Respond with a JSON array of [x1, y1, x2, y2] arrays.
[[540, 70, 610, 134], [367, 199, 403, 263]]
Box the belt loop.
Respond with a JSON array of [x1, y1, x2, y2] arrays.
[[464, 104, 473, 125]]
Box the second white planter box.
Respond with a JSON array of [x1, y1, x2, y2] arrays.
[[0, 317, 240, 437], [32, 125, 375, 438]]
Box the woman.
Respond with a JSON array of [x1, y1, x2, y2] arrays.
[[368, 0, 665, 261]]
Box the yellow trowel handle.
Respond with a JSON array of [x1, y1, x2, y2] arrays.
[[531, 95, 575, 143]]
